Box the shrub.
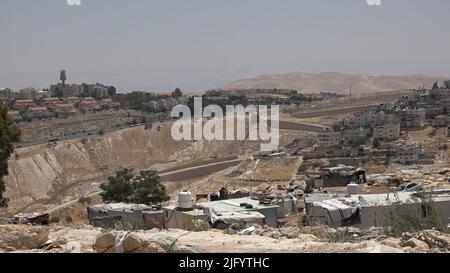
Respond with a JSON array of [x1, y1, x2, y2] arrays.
[[428, 129, 437, 137], [385, 191, 447, 237], [65, 215, 73, 224], [328, 228, 357, 243]]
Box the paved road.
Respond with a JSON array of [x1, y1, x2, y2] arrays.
[[160, 158, 243, 182], [291, 104, 379, 118], [279, 120, 327, 133], [158, 155, 239, 174]]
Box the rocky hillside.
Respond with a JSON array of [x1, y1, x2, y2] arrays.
[[224, 72, 448, 94], [3, 123, 260, 213]]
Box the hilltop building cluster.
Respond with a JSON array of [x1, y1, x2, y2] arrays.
[[5, 96, 120, 123], [303, 81, 450, 165], [0, 71, 120, 123]]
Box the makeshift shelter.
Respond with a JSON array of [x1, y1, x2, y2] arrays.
[[87, 203, 164, 230]]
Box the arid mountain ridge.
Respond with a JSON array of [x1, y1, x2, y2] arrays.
[[224, 72, 449, 94]]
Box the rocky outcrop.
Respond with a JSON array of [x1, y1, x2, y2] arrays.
[[0, 225, 49, 250], [93, 231, 195, 253], [401, 230, 450, 251]]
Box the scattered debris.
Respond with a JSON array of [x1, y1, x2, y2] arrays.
[[10, 212, 49, 226]]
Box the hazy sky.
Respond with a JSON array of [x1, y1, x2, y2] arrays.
[[1, 0, 450, 92]]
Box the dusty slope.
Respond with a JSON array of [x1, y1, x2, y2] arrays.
[[4, 122, 299, 213], [4, 123, 259, 213], [224, 72, 448, 94]]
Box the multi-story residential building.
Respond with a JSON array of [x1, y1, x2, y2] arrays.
[[396, 144, 423, 165], [343, 111, 398, 129], [399, 109, 426, 129], [50, 82, 110, 98], [318, 128, 343, 147], [69, 84, 83, 97], [432, 115, 448, 128], [86, 84, 108, 98], [373, 123, 401, 141], [0, 88, 15, 101], [341, 128, 370, 145], [50, 83, 67, 97], [50, 83, 83, 97]]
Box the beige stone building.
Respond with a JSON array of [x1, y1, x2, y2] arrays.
[[373, 123, 401, 141]]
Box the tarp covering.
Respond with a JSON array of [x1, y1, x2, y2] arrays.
[[312, 198, 362, 225], [209, 210, 265, 226]]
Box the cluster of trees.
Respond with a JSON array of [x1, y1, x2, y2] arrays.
[[0, 102, 20, 202], [171, 88, 183, 98], [186, 95, 249, 113], [114, 88, 183, 113], [100, 168, 170, 205]]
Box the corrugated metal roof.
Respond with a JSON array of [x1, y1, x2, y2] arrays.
[[164, 197, 278, 216], [307, 190, 450, 210]]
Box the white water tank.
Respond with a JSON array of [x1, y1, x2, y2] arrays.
[[347, 183, 359, 197], [178, 191, 193, 210]]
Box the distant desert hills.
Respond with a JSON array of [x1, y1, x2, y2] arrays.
[[224, 72, 449, 94]]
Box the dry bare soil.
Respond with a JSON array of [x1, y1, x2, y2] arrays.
[[225, 72, 448, 95]]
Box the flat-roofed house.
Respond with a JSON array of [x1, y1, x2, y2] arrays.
[[305, 190, 450, 229], [28, 107, 51, 119], [7, 111, 22, 122], [373, 123, 401, 141], [432, 115, 448, 128], [15, 99, 36, 109]]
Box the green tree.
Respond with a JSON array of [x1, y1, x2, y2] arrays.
[[108, 86, 117, 96], [0, 102, 21, 200], [171, 88, 183, 98], [99, 168, 170, 205], [385, 190, 447, 237], [100, 168, 134, 203], [130, 170, 170, 205], [373, 138, 381, 149]]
